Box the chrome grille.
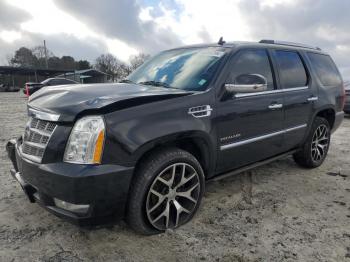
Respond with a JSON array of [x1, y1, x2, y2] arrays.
[[21, 117, 57, 162]]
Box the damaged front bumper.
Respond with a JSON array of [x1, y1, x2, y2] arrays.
[[5, 138, 134, 226]]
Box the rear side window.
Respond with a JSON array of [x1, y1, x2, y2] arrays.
[[62, 79, 75, 84], [275, 51, 308, 89], [51, 79, 71, 85], [48, 79, 59, 85], [228, 49, 275, 90], [307, 53, 342, 86]]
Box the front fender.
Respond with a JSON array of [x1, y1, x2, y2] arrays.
[[102, 94, 216, 167]]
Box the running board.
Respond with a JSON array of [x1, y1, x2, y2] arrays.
[[208, 149, 297, 182]]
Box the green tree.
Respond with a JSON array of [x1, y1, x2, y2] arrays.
[[76, 60, 91, 70], [10, 47, 38, 68], [47, 56, 61, 69], [60, 56, 76, 70]]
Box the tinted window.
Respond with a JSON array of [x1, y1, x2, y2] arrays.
[[228, 49, 274, 90], [49, 79, 72, 85], [49, 79, 60, 85], [61, 79, 75, 84], [275, 51, 307, 89], [307, 53, 342, 86]]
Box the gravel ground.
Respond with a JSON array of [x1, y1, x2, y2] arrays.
[[0, 92, 349, 262]]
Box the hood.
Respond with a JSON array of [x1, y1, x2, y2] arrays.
[[28, 83, 191, 122]]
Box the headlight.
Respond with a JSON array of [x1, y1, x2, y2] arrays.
[[64, 116, 105, 164]]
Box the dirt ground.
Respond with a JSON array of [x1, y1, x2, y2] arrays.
[[0, 92, 349, 262]]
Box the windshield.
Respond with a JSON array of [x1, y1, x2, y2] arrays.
[[127, 47, 228, 91]]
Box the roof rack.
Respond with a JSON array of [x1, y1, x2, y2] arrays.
[[259, 39, 321, 51]]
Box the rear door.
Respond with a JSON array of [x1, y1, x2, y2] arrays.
[[272, 50, 315, 151], [216, 49, 284, 173]]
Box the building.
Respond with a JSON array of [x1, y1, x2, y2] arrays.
[[0, 66, 74, 89]]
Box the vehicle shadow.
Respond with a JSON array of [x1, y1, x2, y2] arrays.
[[88, 155, 299, 232]]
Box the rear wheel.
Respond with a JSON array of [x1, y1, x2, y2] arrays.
[[126, 148, 205, 235], [293, 117, 330, 168]]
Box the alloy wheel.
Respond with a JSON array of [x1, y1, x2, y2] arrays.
[[311, 124, 329, 162], [146, 163, 200, 230]]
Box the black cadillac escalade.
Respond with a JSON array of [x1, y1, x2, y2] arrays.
[[6, 40, 345, 234]]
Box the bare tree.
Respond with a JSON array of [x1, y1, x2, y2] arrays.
[[32, 45, 54, 68], [129, 53, 150, 71], [6, 54, 14, 66], [94, 53, 119, 81]]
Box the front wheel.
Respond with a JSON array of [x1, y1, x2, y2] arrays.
[[293, 117, 331, 168], [126, 148, 205, 235]]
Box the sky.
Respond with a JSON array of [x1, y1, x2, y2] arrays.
[[0, 0, 349, 79]]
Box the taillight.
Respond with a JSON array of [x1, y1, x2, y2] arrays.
[[341, 83, 346, 110], [25, 84, 29, 97]]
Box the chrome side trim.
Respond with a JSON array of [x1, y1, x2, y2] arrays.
[[284, 124, 307, 133], [220, 124, 307, 150], [28, 108, 60, 122], [307, 96, 318, 101], [268, 103, 283, 109], [235, 86, 308, 98]]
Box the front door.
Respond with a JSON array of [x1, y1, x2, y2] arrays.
[[216, 49, 284, 173]]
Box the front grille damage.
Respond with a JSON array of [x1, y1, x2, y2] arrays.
[[21, 117, 57, 162]]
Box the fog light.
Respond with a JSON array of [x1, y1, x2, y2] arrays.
[[54, 198, 90, 214]]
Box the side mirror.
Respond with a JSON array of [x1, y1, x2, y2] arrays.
[[225, 74, 267, 94]]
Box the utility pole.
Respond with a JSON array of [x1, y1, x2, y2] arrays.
[[44, 40, 48, 69]]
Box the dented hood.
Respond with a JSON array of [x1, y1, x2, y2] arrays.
[[28, 83, 191, 122]]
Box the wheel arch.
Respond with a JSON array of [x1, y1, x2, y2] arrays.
[[313, 106, 336, 129], [300, 106, 335, 146], [132, 131, 216, 179]]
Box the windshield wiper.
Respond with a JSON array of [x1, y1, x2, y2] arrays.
[[138, 81, 172, 89]]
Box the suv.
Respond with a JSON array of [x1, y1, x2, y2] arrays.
[[24, 77, 79, 96], [6, 40, 345, 234]]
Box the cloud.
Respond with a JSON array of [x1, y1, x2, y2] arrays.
[[0, 0, 349, 79], [0, 31, 108, 65], [0, 1, 31, 30], [238, 0, 350, 78], [53, 0, 183, 54], [1, 0, 140, 62], [139, 0, 350, 79]]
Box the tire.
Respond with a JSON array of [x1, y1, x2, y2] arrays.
[[126, 148, 205, 235], [293, 117, 331, 168]]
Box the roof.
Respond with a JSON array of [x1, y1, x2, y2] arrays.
[[0, 66, 74, 76], [168, 40, 327, 54]]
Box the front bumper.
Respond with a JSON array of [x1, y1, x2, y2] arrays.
[[6, 139, 134, 226]]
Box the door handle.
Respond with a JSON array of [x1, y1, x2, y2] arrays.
[[268, 103, 283, 109], [307, 96, 318, 102]]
